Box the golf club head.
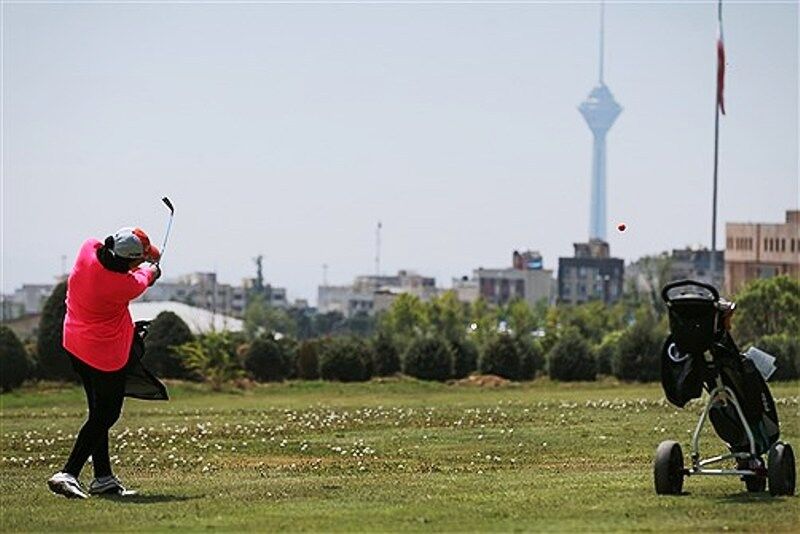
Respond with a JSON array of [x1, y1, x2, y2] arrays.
[[162, 197, 175, 214]]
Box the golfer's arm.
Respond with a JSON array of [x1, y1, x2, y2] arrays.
[[120, 269, 156, 301]]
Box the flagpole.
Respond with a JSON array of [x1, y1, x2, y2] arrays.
[[710, 0, 722, 288]]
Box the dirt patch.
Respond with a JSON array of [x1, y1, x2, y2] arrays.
[[452, 374, 512, 387]]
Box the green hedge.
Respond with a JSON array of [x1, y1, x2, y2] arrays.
[[0, 326, 32, 392], [403, 335, 454, 381], [547, 327, 596, 381]]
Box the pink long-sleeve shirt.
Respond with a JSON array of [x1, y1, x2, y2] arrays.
[[63, 239, 156, 372]]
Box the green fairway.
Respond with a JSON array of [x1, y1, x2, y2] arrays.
[[1, 379, 798, 532]]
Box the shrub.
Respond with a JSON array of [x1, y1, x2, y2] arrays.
[[244, 335, 290, 382], [174, 332, 244, 390], [35, 281, 76, 381], [479, 334, 521, 380], [144, 312, 195, 379], [0, 326, 32, 392], [732, 275, 800, 345], [277, 336, 299, 379], [372, 332, 401, 377], [451, 336, 479, 379], [547, 327, 596, 381], [403, 335, 454, 381], [752, 333, 800, 381], [596, 330, 623, 376], [612, 314, 664, 382], [517, 336, 544, 380], [319, 337, 372, 382], [295, 340, 321, 380]]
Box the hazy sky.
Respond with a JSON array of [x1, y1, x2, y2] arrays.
[[2, 1, 798, 304]]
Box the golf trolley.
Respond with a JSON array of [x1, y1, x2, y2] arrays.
[[654, 280, 795, 496]]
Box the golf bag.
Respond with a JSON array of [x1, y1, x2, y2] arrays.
[[660, 280, 779, 455]]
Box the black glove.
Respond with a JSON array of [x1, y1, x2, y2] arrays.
[[149, 264, 162, 286]]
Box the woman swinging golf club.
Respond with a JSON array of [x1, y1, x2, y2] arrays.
[[47, 227, 166, 498]]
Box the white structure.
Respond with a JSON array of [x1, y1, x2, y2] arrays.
[[129, 301, 244, 334], [578, 1, 622, 241]]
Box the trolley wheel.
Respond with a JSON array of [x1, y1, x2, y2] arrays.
[[744, 474, 766, 493], [654, 440, 684, 495], [768, 442, 796, 496], [739, 458, 766, 493]]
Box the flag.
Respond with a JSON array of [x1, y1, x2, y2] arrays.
[[716, 2, 726, 115]]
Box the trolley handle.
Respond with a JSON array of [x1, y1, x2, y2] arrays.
[[661, 279, 720, 303]]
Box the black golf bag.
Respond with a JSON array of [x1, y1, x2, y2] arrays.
[[660, 280, 779, 455]]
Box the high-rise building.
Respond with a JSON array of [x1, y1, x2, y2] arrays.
[[579, 2, 622, 241]]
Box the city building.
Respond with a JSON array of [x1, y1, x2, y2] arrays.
[[317, 285, 374, 316], [0, 284, 55, 321], [725, 209, 800, 294], [317, 270, 438, 317], [626, 247, 725, 296], [451, 276, 480, 304], [466, 250, 555, 307], [138, 272, 287, 317], [558, 239, 624, 304], [579, 2, 622, 241]]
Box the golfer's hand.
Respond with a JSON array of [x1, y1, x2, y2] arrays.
[[148, 265, 162, 286]]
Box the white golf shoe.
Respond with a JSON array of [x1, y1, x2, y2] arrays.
[[47, 472, 89, 499], [89, 475, 135, 495]]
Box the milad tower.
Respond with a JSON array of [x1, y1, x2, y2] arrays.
[[578, 1, 622, 242]]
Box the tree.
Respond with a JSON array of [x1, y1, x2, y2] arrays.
[[547, 326, 596, 381], [517, 335, 545, 380], [469, 297, 500, 350], [612, 310, 665, 382], [35, 281, 76, 381], [596, 330, 624, 376], [506, 299, 538, 337], [753, 333, 799, 381], [371, 331, 401, 376], [313, 311, 347, 337], [479, 334, 521, 380], [244, 334, 290, 382], [295, 339, 321, 380], [243, 295, 297, 340], [403, 335, 454, 381], [451, 336, 479, 379], [633, 253, 673, 317], [319, 337, 372, 382], [1, 326, 32, 391], [144, 311, 194, 379], [732, 275, 800, 346], [425, 291, 468, 343], [382, 294, 427, 353], [173, 332, 244, 390]]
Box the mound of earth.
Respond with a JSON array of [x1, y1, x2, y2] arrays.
[[453, 374, 511, 387]]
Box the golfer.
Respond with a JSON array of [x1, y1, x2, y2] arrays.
[[48, 228, 167, 499]]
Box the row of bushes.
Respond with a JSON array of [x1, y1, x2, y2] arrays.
[[4, 312, 799, 392]]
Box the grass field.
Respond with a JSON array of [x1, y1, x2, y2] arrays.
[[1, 378, 798, 532]]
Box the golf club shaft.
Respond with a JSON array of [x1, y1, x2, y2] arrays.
[[158, 197, 174, 266]]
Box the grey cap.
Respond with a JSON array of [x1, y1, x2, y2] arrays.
[[111, 227, 160, 261]]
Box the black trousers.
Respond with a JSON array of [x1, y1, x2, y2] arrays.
[[63, 355, 126, 478]]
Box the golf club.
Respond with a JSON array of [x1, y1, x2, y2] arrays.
[[158, 196, 174, 266]]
